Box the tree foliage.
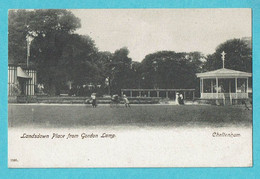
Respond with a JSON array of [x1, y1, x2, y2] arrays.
[[140, 51, 203, 89], [203, 38, 252, 72], [8, 9, 81, 64], [109, 47, 133, 94], [9, 10, 88, 95]]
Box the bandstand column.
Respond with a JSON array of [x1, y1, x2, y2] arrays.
[[130, 91, 132, 97], [148, 91, 150, 97], [201, 78, 204, 94], [211, 79, 213, 98], [166, 91, 168, 98], [157, 91, 159, 97], [200, 79, 202, 94], [235, 78, 237, 99], [211, 79, 213, 93], [247, 77, 249, 98], [216, 77, 218, 98], [229, 80, 231, 93]]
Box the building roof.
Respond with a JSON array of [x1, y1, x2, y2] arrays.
[[17, 67, 32, 79], [196, 68, 252, 78]]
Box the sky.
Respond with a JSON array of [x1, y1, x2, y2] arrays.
[[70, 9, 251, 62]]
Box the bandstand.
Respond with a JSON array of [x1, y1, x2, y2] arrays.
[[196, 51, 251, 100]]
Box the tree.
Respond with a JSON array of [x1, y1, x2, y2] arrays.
[[8, 10, 30, 64], [9, 10, 137, 96], [203, 38, 252, 72], [60, 34, 98, 84], [95, 51, 114, 94], [9, 9, 88, 95], [139, 51, 203, 90], [8, 9, 81, 65], [130, 61, 142, 89], [109, 47, 133, 94]]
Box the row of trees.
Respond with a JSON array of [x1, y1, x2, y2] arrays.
[[8, 9, 252, 96]]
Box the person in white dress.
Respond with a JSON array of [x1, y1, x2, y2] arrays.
[[175, 92, 179, 105]]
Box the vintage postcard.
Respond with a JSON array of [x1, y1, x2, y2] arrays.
[[8, 8, 252, 168]]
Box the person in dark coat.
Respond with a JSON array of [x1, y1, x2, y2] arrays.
[[91, 93, 97, 108], [179, 94, 184, 105], [177, 93, 182, 105]]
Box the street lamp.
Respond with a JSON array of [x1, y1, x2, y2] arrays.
[[152, 60, 158, 89], [26, 34, 34, 68], [105, 77, 110, 95]]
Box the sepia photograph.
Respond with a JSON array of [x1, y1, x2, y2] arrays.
[[8, 8, 252, 168]]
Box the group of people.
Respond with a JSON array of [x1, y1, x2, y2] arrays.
[[111, 94, 130, 108], [88, 92, 185, 107], [87, 93, 130, 108], [175, 92, 184, 105]]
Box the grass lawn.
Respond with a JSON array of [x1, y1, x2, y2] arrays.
[[8, 104, 252, 128]]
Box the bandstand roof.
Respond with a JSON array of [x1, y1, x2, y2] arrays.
[[196, 68, 252, 78]]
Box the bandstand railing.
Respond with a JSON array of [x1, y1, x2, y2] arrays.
[[201, 92, 248, 99]]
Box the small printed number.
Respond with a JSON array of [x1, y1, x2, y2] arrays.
[[10, 159, 18, 162]]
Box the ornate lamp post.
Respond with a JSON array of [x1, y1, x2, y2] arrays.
[[105, 77, 110, 95], [152, 60, 158, 89], [26, 34, 34, 68]]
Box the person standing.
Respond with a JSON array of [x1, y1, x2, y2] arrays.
[[175, 92, 179, 105], [91, 93, 97, 108], [123, 94, 130, 108], [179, 93, 184, 105]]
